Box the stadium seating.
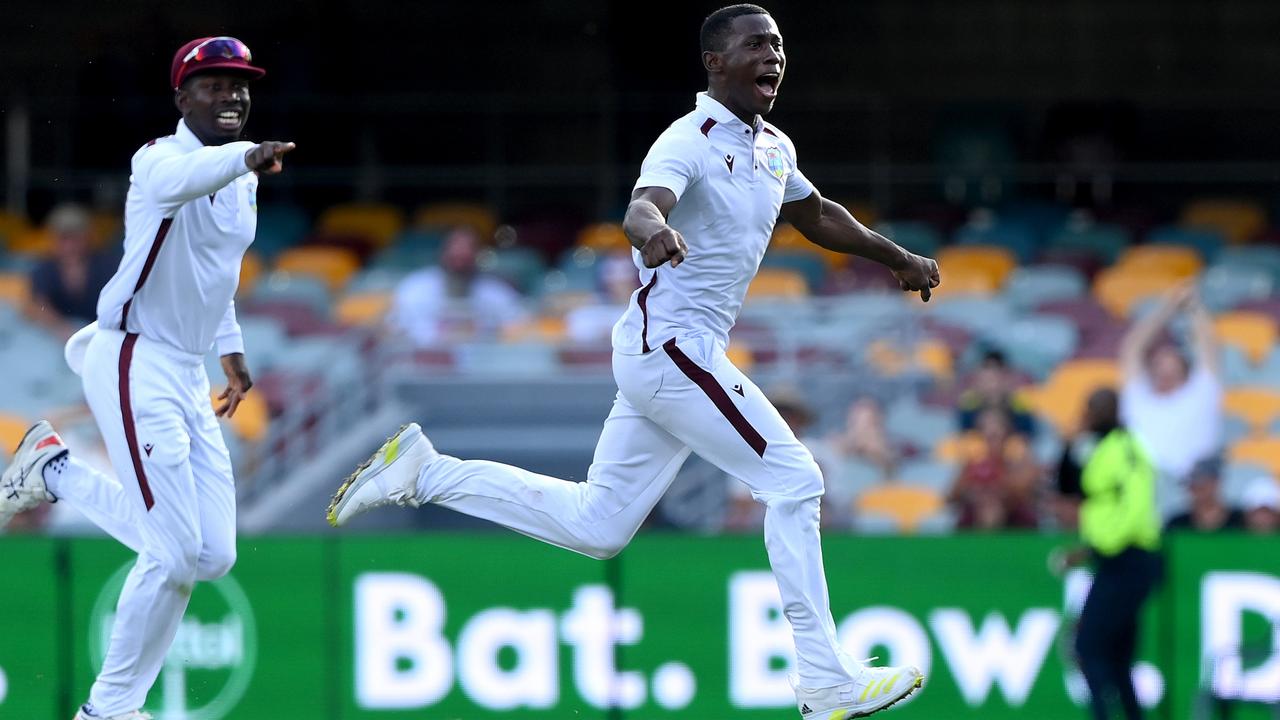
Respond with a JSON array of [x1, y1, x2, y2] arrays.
[[1214, 311, 1278, 364], [1228, 437, 1280, 477], [0, 211, 30, 248], [317, 203, 405, 248], [856, 485, 946, 533], [335, 291, 393, 327], [414, 202, 498, 240], [238, 251, 264, 298], [770, 223, 845, 268], [248, 273, 333, 318], [1046, 217, 1130, 264], [1025, 359, 1121, 434], [953, 212, 1037, 262], [746, 268, 808, 299], [1002, 264, 1086, 310], [1147, 225, 1224, 261], [208, 388, 269, 443], [576, 222, 629, 253], [274, 246, 361, 293], [1199, 262, 1274, 312], [935, 245, 1016, 288], [876, 220, 942, 257], [1092, 266, 1182, 317], [0, 273, 31, 308], [1180, 198, 1267, 244], [1222, 387, 1280, 432], [0, 412, 30, 458], [1114, 244, 1203, 278]]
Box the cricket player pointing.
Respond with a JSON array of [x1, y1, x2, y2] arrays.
[[328, 6, 936, 717], [0, 36, 294, 720]]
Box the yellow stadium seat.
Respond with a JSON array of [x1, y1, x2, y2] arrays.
[[856, 485, 945, 532], [209, 390, 269, 443], [747, 268, 808, 299], [1181, 198, 1267, 244], [335, 291, 393, 327], [502, 315, 567, 342], [1215, 312, 1278, 365], [0, 273, 31, 308], [840, 200, 879, 229], [1228, 437, 1280, 477], [274, 246, 360, 293], [726, 343, 754, 373], [925, 264, 998, 299], [935, 432, 985, 463], [0, 211, 30, 245], [317, 203, 405, 248], [769, 224, 846, 268], [0, 413, 31, 455], [1027, 359, 1121, 434], [89, 213, 121, 248], [576, 223, 629, 252], [1223, 387, 1280, 432], [1092, 267, 1182, 318], [238, 251, 264, 298], [935, 245, 1016, 288], [414, 202, 498, 240], [1115, 245, 1202, 278], [915, 339, 954, 381], [8, 229, 54, 258]]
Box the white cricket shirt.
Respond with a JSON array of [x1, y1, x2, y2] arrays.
[[612, 93, 815, 356], [96, 119, 256, 357]]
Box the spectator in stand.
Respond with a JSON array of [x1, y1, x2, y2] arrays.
[[564, 253, 641, 344], [1241, 476, 1280, 535], [1119, 282, 1222, 514], [948, 406, 1040, 529], [825, 396, 896, 478], [26, 204, 121, 341], [1165, 458, 1242, 531], [389, 226, 528, 347], [957, 349, 1036, 436]]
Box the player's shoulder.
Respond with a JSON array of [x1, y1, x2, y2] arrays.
[[657, 108, 715, 145], [132, 134, 180, 162], [760, 121, 798, 152]]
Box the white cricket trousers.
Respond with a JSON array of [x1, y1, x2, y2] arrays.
[[51, 328, 236, 715], [416, 335, 860, 688]]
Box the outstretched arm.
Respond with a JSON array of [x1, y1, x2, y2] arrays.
[[623, 187, 689, 269], [780, 189, 940, 301], [1120, 282, 1193, 381], [1185, 287, 1220, 377], [138, 140, 295, 213]]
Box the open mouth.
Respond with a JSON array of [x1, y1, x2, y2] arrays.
[[216, 108, 244, 130], [755, 72, 780, 99]]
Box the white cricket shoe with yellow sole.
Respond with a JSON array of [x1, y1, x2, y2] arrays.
[[326, 422, 437, 527], [795, 665, 924, 719]]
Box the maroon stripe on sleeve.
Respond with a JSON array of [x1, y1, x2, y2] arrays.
[[637, 272, 658, 353], [700, 118, 717, 136], [663, 339, 767, 457], [118, 333, 154, 511], [121, 217, 173, 330]]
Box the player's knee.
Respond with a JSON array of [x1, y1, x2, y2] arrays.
[[766, 463, 825, 504], [152, 545, 201, 590], [196, 545, 236, 581]]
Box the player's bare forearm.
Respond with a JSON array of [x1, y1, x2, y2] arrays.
[[782, 193, 909, 269], [782, 191, 940, 301], [624, 187, 688, 268]]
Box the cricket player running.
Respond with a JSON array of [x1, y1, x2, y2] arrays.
[[0, 37, 294, 720], [329, 5, 938, 717]]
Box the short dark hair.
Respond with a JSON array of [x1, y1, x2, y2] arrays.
[[700, 4, 770, 53]]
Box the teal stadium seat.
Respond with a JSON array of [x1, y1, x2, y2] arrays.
[[1046, 218, 1130, 264], [1216, 246, 1280, 283], [925, 296, 1015, 335], [1147, 225, 1224, 262], [371, 230, 446, 271], [253, 205, 311, 259], [347, 268, 410, 293], [761, 251, 828, 293], [477, 247, 545, 294], [876, 221, 942, 257], [1002, 264, 1087, 310], [886, 399, 957, 449], [248, 273, 332, 318], [985, 315, 1080, 380], [897, 459, 957, 493], [1199, 263, 1275, 312], [954, 212, 1038, 262]]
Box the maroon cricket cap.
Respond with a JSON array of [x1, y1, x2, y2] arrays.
[[170, 36, 266, 90]]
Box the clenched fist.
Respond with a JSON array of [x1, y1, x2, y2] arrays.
[[641, 227, 688, 268], [891, 252, 941, 302]]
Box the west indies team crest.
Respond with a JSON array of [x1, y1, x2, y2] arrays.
[[765, 147, 785, 179]]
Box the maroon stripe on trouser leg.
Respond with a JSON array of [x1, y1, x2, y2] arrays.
[[118, 333, 155, 510], [121, 217, 173, 329], [637, 272, 658, 353], [662, 338, 767, 457]]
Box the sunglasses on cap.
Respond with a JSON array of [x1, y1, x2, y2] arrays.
[[182, 36, 253, 64]]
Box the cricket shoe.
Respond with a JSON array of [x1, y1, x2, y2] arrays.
[[327, 422, 437, 527], [1, 420, 67, 529], [795, 664, 924, 719], [73, 703, 152, 719]]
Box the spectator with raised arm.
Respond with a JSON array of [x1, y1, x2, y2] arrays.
[[1119, 282, 1223, 514]]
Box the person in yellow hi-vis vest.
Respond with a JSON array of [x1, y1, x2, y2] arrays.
[[1054, 387, 1163, 720]]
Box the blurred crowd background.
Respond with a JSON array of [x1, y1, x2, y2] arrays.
[[1, 0, 1279, 539]]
